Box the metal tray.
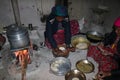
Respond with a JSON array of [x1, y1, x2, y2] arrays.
[[71, 35, 90, 50], [50, 57, 71, 76], [65, 69, 86, 80], [76, 59, 94, 73]]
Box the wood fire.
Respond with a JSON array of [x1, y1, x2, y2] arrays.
[[14, 49, 31, 80]]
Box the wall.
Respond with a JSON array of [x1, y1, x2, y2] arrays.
[[0, 0, 120, 32], [0, 0, 55, 28], [103, 0, 120, 32], [0, 0, 14, 27], [68, 0, 120, 32]]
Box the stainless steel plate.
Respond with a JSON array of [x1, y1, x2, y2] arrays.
[[50, 57, 71, 76], [76, 59, 94, 73], [65, 69, 86, 80]]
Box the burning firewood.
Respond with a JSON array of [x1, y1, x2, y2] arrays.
[[14, 49, 31, 80]]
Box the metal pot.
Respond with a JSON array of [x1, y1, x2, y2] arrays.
[[6, 24, 30, 51], [79, 31, 104, 43], [86, 31, 104, 43]]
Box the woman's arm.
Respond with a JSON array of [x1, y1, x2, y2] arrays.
[[46, 19, 57, 49], [62, 18, 71, 46]]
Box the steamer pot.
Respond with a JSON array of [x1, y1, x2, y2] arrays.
[[6, 24, 30, 51]]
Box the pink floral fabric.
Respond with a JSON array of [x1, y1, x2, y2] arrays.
[[87, 45, 118, 72]]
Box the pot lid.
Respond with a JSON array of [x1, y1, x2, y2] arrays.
[[6, 24, 27, 35]]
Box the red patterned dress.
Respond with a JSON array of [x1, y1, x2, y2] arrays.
[[87, 37, 120, 72]]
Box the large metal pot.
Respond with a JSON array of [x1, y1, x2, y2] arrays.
[[79, 31, 104, 43], [6, 24, 30, 51], [86, 31, 104, 43]]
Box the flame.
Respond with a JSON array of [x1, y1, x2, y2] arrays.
[[14, 49, 31, 80], [14, 49, 31, 65], [14, 42, 33, 80]]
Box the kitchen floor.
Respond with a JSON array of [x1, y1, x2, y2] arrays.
[[0, 30, 98, 80], [0, 44, 98, 80]]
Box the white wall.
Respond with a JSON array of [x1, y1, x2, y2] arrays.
[[68, 0, 120, 32], [68, 0, 100, 20], [0, 0, 120, 32], [0, 0, 14, 27], [0, 0, 55, 28], [18, 0, 55, 27]]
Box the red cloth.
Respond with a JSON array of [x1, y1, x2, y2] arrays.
[[0, 34, 6, 47], [87, 45, 118, 72], [70, 20, 79, 36], [45, 20, 79, 48], [45, 30, 65, 49]]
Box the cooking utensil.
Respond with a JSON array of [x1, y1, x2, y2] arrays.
[[79, 31, 104, 43], [71, 35, 90, 50], [50, 57, 71, 76], [65, 69, 86, 80], [52, 45, 69, 58], [86, 31, 104, 42], [6, 24, 30, 51], [76, 59, 94, 73]]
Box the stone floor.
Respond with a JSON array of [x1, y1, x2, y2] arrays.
[[0, 30, 99, 80], [0, 44, 98, 80]]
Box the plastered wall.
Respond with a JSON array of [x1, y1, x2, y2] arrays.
[[0, 0, 55, 28], [68, 0, 120, 32], [0, 0, 120, 32]]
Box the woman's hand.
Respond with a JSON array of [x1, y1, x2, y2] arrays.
[[97, 43, 113, 56], [52, 48, 64, 55], [52, 47, 70, 57], [97, 44, 108, 56], [96, 71, 111, 80], [67, 47, 76, 52], [97, 43, 104, 52]]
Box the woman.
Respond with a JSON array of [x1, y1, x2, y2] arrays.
[[44, 5, 75, 56], [87, 17, 120, 80], [97, 17, 120, 80]]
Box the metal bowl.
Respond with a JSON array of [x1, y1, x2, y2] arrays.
[[52, 45, 69, 58], [76, 59, 94, 73], [71, 35, 90, 50], [86, 31, 104, 43], [65, 69, 86, 80], [50, 57, 71, 76]]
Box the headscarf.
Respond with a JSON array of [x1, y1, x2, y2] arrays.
[[52, 5, 68, 17], [114, 17, 120, 28]]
